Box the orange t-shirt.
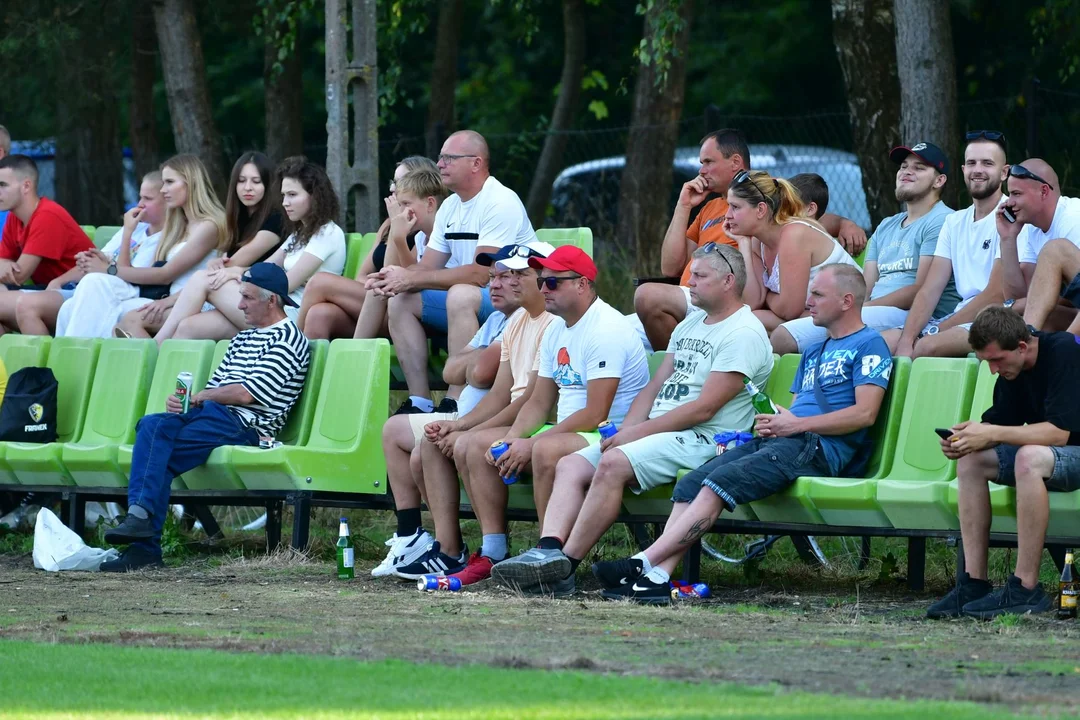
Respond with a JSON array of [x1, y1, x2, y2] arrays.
[[681, 196, 736, 285]]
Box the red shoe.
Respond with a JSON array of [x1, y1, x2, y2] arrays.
[[449, 551, 495, 586]]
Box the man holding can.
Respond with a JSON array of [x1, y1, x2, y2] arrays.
[[490, 243, 773, 594], [101, 263, 310, 571]]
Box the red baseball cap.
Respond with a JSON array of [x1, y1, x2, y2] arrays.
[[527, 245, 598, 281]]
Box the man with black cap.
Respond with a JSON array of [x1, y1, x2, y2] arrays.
[[771, 142, 957, 354], [101, 263, 310, 571]]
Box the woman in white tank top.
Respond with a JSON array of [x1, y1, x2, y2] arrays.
[[725, 170, 857, 332]]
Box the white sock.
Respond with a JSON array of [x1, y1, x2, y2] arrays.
[[631, 551, 653, 574], [645, 566, 670, 584], [409, 395, 435, 412]]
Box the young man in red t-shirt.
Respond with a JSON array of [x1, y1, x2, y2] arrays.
[[0, 154, 94, 334]]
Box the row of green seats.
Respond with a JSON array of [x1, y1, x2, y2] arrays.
[[77, 225, 123, 250], [0, 335, 390, 494]]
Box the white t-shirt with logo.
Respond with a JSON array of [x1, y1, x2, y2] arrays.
[[934, 197, 1005, 311], [653, 305, 774, 437], [280, 221, 347, 308], [1017, 195, 1080, 264], [426, 176, 536, 268], [538, 298, 650, 425]]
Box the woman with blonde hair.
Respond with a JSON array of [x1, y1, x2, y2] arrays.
[[106, 154, 225, 338], [725, 169, 856, 332]]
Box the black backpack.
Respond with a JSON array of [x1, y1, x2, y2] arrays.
[[0, 367, 59, 443]]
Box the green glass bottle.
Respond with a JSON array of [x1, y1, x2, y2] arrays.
[[336, 517, 354, 580], [744, 378, 778, 414]]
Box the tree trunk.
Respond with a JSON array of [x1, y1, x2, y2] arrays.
[[424, 0, 464, 158], [264, 32, 304, 162], [615, 0, 694, 277], [894, 0, 959, 207], [55, 10, 124, 225], [525, 0, 586, 228], [831, 0, 902, 229], [130, 4, 160, 180], [152, 0, 226, 194]]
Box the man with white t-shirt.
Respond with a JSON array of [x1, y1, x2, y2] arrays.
[[772, 142, 956, 354], [376, 130, 536, 415], [461, 246, 650, 594], [887, 133, 1010, 358], [490, 243, 773, 595]]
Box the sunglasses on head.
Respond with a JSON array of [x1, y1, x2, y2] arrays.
[[966, 130, 1007, 153], [732, 170, 772, 209], [1008, 164, 1054, 190], [700, 242, 735, 276], [536, 274, 581, 291]]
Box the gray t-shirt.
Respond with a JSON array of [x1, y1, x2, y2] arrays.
[[865, 201, 960, 318]]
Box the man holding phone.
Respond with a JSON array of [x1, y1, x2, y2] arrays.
[[928, 306, 1080, 619]]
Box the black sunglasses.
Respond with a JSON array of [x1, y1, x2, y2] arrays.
[[700, 242, 735, 276], [733, 170, 772, 209], [1008, 164, 1054, 191], [537, 275, 581, 291], [966, 130, 1007, 152]]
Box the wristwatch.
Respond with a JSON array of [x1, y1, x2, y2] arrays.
[[1002, 299, 1015, 309], [107, 263, 118, 276]]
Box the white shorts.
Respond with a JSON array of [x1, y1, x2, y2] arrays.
[[407, 411, 458, 446], [627, 286, 705, 354], [574, 429, 717, 493], [780, 305, 909, 352], [920, 315, 973, 337]]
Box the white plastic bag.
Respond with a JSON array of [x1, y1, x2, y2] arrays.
[[33, 508, 119, 572]]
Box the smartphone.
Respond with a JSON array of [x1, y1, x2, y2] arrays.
[[1002, 207, 1017, 224], [934, 428, 955, 441]]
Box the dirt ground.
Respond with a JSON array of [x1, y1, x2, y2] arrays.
[[3, 553, 1079, 716]]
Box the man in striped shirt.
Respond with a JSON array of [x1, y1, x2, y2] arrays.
[[103, 263, 310, 571]]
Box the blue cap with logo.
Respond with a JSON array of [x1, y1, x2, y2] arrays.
[[241, 262, 298, 307]]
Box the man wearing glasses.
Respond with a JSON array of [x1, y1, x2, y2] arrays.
[[461, 246, 650, 595], [381, 130, 536, 415], [1000, 159, 1080, 333], [490, 242, 773, 596], [885, 132, 1011, 358]]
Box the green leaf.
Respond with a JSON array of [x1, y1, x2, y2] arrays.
[[587, 99, 608, 120]]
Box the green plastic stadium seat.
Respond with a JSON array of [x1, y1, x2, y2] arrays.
[[0, 335, 51, 374], [344, 232, 380, 280], [646, 351, 666, 377], [173, 340, 243, 491], [876, 357, 978, 530], [186, 340, 330, 491], [64, 340, 158, 488], [116, 340, 216, 490], [764, 352, 801, 410], [804, 357, 912, 528], [4, 339, 101, 486], [536, 227, 593, 258], [254, 339, 390, 493], [80, 225, 95, 240], [94, 225, 123, 250]]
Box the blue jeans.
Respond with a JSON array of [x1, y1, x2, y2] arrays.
[[127, 401, 259, 555], [671, 433, 831, 511], [420, 287, 495, 333], [994, 443, 1080, 492]]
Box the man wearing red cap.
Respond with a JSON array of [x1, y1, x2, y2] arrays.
[[459, 245, 650, 595]]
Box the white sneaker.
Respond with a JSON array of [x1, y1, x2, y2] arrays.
[[371, 529, 433, 577]]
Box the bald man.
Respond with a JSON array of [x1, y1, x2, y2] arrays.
[[996, 158, 1080, 331], [373, 130, 537, 414]]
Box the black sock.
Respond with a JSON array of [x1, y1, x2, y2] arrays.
[[537, 536, 564, 551], [396, 508, 422, 537], [568, 556, 582, 573]]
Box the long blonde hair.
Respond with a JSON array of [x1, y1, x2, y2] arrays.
[[156, 154, 227, 262]]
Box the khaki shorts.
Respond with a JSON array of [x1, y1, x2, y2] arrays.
[[407, 412, 458, 446], [574, 429, 717, 493]]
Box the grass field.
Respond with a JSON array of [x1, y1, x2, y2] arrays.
[[0, 640, 1061, 720]]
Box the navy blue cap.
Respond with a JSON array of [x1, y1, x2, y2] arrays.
[[241, 262, 298, 307], [890, 142, 949, 176]]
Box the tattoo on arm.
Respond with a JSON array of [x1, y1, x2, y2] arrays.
[[678, 518, 711, 547]]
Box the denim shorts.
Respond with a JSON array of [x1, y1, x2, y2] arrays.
[[993, 443, 1080, 492], [420, 287, 495, 332], [671, 433, 831, 510], [1061, 271, 1080, 307]]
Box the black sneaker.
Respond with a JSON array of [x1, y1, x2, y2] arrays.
[[601, 575, 671, 605], [591, 557, 645, 590], [961, 575, 1052, 620], [103, 513, 155, 544], [393, 399, 427, 415], [434, 397, 458, 414], [392, 541, 468, 580], [100, 546, 164, 572], [926, 572, 993, 619]]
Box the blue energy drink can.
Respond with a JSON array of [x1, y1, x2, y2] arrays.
[[598, 421, 618, 441], [490, 440, 518, 485], [418, 575, 462, 592]]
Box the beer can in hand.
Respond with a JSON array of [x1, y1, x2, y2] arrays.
[[175, 372, 193, 413]]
